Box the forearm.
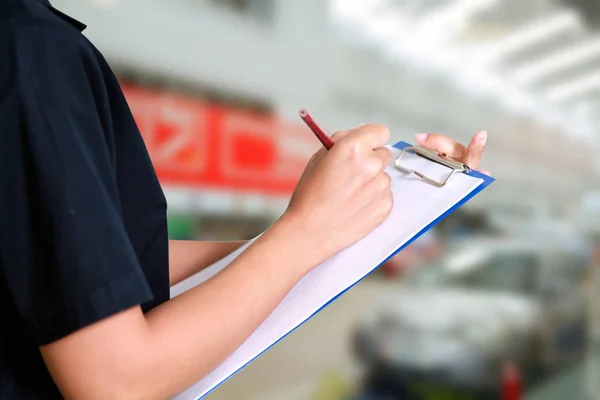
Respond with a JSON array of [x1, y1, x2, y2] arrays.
[[45, 214, 327, 400], [144, 215, 325, 399], [169, 240, 247, 286]]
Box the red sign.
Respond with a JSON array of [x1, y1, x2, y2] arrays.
[[122, 84, 319, 195]]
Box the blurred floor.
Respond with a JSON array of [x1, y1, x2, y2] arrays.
[[202, 275, 599, 400], [526, 344, 600, 400]]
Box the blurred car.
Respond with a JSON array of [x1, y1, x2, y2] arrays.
[[353, 236, 590, 394]]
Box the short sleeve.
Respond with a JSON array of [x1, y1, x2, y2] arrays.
[[0, 25, 153, 345]]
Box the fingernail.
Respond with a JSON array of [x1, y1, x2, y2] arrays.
[[478, 131, 488, 147], [480, 170, 492, 176], [415, 133, 428, 143]]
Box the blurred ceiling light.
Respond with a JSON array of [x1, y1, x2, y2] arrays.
[[482, 10, 582, 65], [363, 9, 411, 42], [511, 38, 600, 84], [330, 0, 388, 22], [382, 0, 499, 57], [422, 0, 499, 30], [407, 0, 500, 48], [333, 0, 596, 139], [546, 71, 600, 102]]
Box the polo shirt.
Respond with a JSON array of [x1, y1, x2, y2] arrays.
[[0, 0, 170, 398]]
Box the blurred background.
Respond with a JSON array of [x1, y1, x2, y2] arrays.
[[52, 0, 600, 398]]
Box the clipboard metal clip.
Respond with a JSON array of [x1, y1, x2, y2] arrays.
[[394, 145, 471, 188]]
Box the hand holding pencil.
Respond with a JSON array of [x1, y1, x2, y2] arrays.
[[282, 109, 490, 270], [283, 111, 394, 269]]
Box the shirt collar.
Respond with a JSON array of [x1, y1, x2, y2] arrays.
[[40, 0, 87, 31]]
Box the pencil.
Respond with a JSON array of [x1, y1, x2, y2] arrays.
[[299, 108, 335, 150]]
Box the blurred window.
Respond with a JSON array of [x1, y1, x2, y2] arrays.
[[406, 251, 539, 294], [457, 253, 538, 294], [543, 253, 588, 290]]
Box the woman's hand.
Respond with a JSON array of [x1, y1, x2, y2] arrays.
[[283, 123, 393, 268], [414, 131, 490, 175], [278, 126, 490, 274]]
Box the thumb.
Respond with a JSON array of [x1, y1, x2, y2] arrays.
[[464, 131, 487, 170]]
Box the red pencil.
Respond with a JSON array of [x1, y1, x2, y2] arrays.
[[299, 108, 335, 150]]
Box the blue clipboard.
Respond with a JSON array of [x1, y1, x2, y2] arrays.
[[191, 140, 495, 400]]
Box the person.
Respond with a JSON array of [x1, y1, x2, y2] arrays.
[[0, 1, 489, 399]]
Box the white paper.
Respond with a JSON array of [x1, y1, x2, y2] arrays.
[[170, 146, 485, 400]]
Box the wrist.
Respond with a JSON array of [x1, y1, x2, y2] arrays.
[[266, 211, 332, 274]]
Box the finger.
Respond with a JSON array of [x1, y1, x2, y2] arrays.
[[330, 123, 366, 143], [372, 147, 393, 169], [479, 170, 492, 176], [414, 133, 467, 160], [330, 129, 353, 143], [363, 148, 392, 176], [464, 131, 487, 170], [310, 146, 328, 162], [347, 123, 390, 150]]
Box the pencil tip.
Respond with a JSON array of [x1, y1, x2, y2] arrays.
[[299, 108, 308, 117]]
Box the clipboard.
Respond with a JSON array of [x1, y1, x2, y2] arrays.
[[171, 141, 495, 400], [394, 143, 472, 187]]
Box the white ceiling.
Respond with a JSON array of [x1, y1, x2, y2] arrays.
[[330, 0, 600, 140]]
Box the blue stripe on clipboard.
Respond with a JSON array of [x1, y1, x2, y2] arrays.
[[193, 140, 495, 400]]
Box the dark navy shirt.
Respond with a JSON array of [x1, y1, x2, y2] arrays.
[[0, 0, 170, 398]]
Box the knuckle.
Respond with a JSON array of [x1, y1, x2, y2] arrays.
[[371, 123, 390, 140], [376, 173, 390, 191], [377, 148, 391, 166], [383, 172, 391, 186], [370, 184, 393, 218], [336, 137, 358, 155], [375, 197, 393, 221], [382, 191, 394, 213], [362, 158, 382, 177], [330, 130, 346, 141], [373, 157, 385, 173]]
